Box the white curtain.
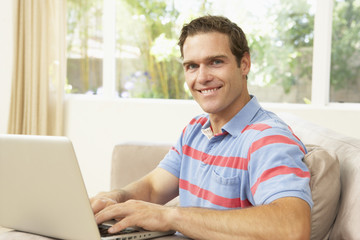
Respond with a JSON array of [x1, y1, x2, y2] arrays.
[[8, 0, 66, 136]]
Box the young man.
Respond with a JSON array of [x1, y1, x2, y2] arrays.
[[91, 16, 313, 240]]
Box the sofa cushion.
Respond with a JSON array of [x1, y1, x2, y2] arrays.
[[304, 145, 340, 240], [111, 142, 171, 189]]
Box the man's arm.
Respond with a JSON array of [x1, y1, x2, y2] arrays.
[[96, 196, 310, 240], [170, 197, 311, 240]]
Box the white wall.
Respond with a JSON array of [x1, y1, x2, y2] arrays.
[[0, 0, 13, 134]]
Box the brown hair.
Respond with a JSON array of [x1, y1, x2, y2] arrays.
[[178, 15, 250, 67]]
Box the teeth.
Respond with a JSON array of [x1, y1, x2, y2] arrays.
[[201, 88, 219, 94]]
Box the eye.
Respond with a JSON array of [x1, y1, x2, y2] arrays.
[[212, 59, 223, 65], [186, 63, 198, 70]]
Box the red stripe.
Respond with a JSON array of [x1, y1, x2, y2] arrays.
[[182, 145, 248, 170], [189, 117, 208, 126], [287, 126, 302, 143], [241, 123, 272, 133], [183, 117, 208, 136], [214, 131, 228, 137], [251, 165, 310, 195], [182, 126, 187, 136], [179, 179, 252, 208], [249, 135, 306, 156]]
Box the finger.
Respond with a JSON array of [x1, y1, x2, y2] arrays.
[[91, 198, 117, 215], [108, 218, 133, 234], [91, 200, 106, 215], [95, 203, 127, 225]]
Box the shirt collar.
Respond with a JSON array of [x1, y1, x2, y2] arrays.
[[201, 95, 261, 139], [201, 114, 218, 140]]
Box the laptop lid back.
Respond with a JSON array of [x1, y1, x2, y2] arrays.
[[0, 134, 101, 240]]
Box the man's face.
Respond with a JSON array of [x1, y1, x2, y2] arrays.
[[182, 32, 251, 120]]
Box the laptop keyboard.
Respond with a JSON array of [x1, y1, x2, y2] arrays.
[[98, 224, 140, 237]]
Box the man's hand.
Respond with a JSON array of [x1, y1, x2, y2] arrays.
[[90, 168, 179, 234], [90, 190, 125, 215], [94, 199, 176, 234], [90, 168, 178, 217]]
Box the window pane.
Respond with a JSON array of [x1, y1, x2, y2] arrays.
[[114, 0, 198, 99], [241, 0, 315, 103], [330, 0, 360, 103], [66, 0, 103, 94], [115, 0, 315, 102]]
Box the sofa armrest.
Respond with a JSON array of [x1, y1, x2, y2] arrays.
[[110, 142, 172, 190]]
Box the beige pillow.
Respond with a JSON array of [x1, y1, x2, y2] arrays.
[[304, 145, 341, 240]]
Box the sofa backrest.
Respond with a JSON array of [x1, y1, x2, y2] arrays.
[[111, 142, 171, 190], [279, 113, 360, 240]]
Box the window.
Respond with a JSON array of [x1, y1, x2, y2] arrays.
[[67, 0, 103, 94], [234, 0, 315, 103], [66, 0, 360, 104], [330, 0, 360, 103]]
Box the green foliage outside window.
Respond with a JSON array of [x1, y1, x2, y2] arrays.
[[117, 0, 185, 99], [66, 0, 360, 103], [247, 0, 314, 95], [331, 0, 360, 91], [67, 0, 103, 94]]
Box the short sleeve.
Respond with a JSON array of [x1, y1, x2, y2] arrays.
[[158, 132, 184, 178], [247, 127, 313, 208]]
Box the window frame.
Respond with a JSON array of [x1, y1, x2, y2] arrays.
[[102, 0, 116, 97], [311, 0, 333, 106]]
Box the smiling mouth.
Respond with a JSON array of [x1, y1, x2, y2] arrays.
[[200, 87, 221, 94]]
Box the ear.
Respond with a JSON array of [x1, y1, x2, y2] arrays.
[[240, 52, 251, 76]]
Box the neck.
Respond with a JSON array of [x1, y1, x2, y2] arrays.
[[209, 94, 251, 135]]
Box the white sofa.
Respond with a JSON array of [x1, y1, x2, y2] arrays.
[[111, 113, 360, 240]]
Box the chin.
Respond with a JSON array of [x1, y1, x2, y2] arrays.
[[199, 105, 221, 114]]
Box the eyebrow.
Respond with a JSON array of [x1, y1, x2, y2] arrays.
[[182, 55, 228, 67]]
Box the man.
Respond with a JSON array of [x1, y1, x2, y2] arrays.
[[91, 15, 313, 240]]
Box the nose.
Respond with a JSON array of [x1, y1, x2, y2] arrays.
[[196, 65, 213, 84]]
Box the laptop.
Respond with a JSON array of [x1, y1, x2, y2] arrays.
[[0, 134, 175, 240]]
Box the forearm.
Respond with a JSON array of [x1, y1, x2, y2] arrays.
[[113, 168, 178, 204], [92, 173, 163, 212], [118, 177, 154, 202], [168, 198, 310, 240]]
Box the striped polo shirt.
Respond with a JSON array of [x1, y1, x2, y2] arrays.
[[158, 96, 313, 209]]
